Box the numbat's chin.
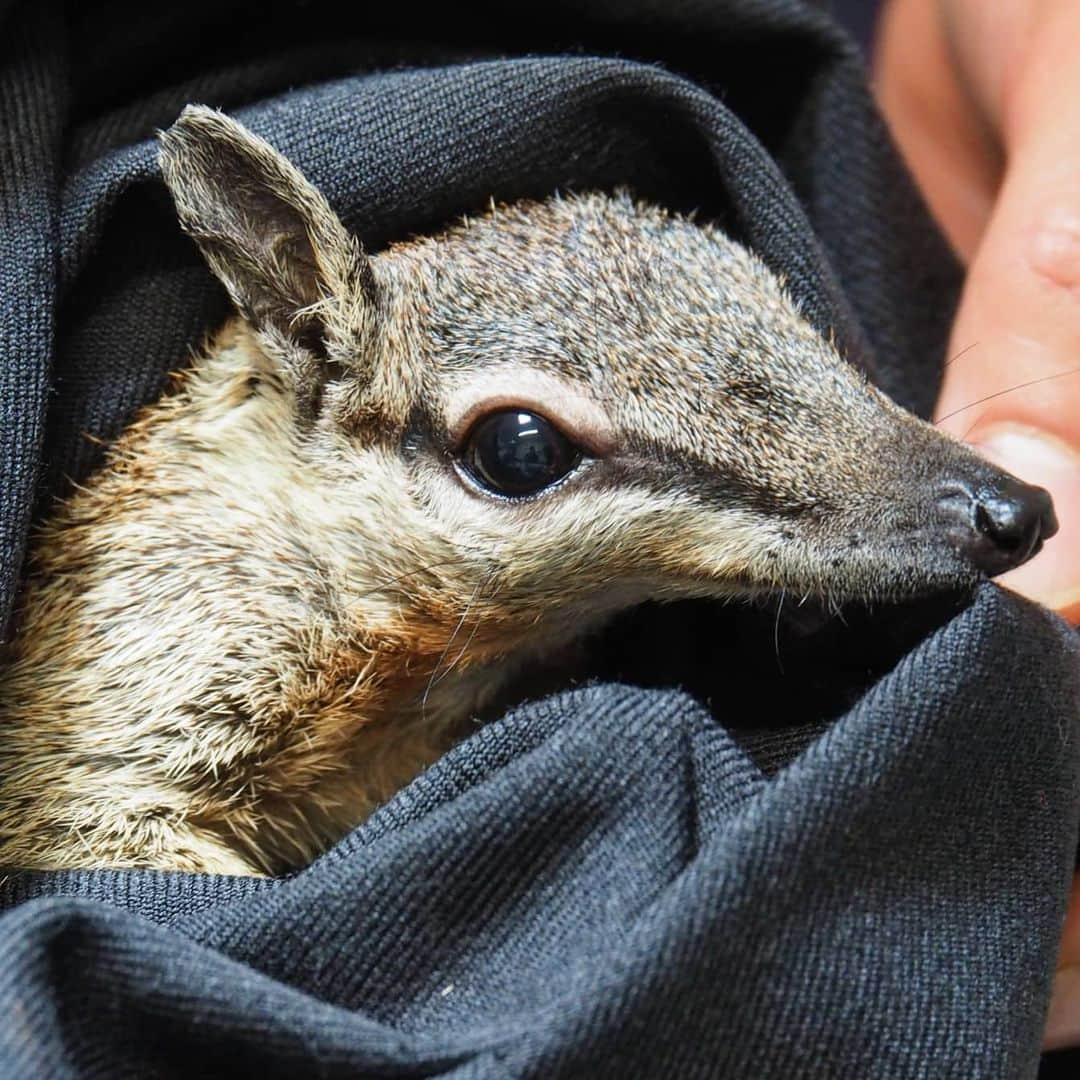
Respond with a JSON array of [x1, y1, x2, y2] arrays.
[[826, 546, 985, 606], [765, 534, 1031, 606], [684, 540, 983, 608]]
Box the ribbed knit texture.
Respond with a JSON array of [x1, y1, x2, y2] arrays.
[[0, 3, 63, 637], [1, 2, 1078, 1076]]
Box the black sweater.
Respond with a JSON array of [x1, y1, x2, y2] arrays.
[[0, 2, 1077, 1075]]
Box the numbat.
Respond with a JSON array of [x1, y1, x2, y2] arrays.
[[0, 107, 1057, 876]]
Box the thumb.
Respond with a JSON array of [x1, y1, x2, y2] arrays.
[[935, 10, 1080, 622]]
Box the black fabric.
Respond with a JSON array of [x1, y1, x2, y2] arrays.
[[1, 1, 1078, 1076], [829, 0, 881, 53]]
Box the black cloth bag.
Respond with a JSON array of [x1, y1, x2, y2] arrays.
[[1, 1, 1078, 1075]]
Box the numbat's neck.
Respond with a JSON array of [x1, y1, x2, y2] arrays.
[[0, 322, 525, 876]]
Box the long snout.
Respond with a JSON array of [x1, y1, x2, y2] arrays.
[[766, 416, 1065, 603], [932, 469, 1058, 577]]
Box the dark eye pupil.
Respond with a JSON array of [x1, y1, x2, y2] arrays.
[[465, 411, 580, 497]]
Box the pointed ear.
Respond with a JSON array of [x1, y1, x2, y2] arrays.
[[157, 105, 376, 361]]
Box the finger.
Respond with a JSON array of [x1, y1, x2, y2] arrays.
[[873, 0, 1003, 260], [934, 3, 1080, 622], [1045, 875, 1080, 1050]]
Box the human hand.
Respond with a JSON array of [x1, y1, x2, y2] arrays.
[[874, 0, 1080, 623], [873, 0, 1080, 1053]]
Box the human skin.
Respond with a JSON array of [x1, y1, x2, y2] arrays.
[[873, 0, 1080, 1050]]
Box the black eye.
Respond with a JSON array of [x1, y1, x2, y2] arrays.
[[462, 411, 582, 497]]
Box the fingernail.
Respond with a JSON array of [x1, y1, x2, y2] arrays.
[[972, 424, 1080, 618], [1045, 966, 1080, 1050]]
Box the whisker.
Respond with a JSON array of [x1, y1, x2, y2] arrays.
[[436, 615, 485, 691], [349, 552, 486, 605], [935, 365, 1080, 425], [420, 575, 488, 720], [959, 417, 982, 443], [773, 588, 786, 675], [592, 278, 602, 366], [428, 579, 493, 693], [943, 341, 979, 368], [834, 594, 848, 626]]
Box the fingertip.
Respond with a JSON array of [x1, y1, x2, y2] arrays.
[[1046, 966, 1080, 1051], [972, 424, 1080, 620]]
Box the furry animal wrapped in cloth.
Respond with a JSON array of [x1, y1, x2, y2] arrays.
[[0, 104, 1061, 877], [0, 2, 1077, 1076]]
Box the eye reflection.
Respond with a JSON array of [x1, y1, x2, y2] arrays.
[[461, 410, 581, 497]]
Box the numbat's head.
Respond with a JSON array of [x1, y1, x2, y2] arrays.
[[160, 107, 1054, 617], [0, 107, 1058, 877]]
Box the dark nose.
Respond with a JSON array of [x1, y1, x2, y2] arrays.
[[937, 475, 1058, 576]]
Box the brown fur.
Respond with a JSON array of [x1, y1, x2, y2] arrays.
[[0, 107, 1030, 875]]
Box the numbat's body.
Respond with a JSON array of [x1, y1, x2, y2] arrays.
[[0, 107, 1057, 876]]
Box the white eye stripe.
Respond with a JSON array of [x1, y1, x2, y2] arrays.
[[443, 365, 616, 457]]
